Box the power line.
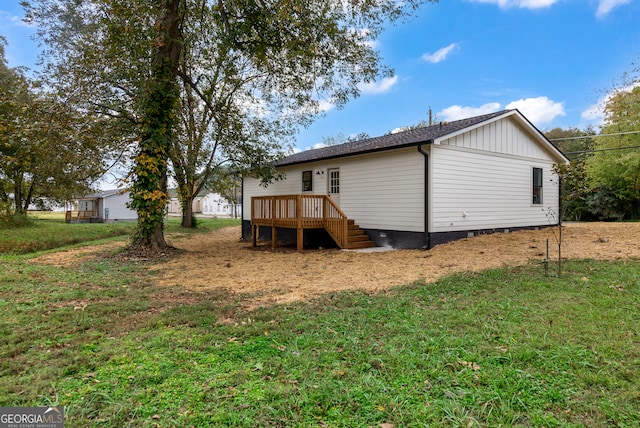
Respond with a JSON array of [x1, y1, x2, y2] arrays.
[[548, 130, 640, 141], [564, 145, 640, 155]]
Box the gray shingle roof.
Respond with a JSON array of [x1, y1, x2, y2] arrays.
[[277, 110, 513, 167]]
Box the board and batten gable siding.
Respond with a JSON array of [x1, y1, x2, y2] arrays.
[[437, 114, 552, 159], [429, 116, 561, 233], [243, 147, 425, 232]]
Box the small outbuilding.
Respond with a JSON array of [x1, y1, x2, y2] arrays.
[[242, 109, 569, 250], [66, 189, 137, 223]]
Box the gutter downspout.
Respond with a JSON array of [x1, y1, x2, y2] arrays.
[[417, 144, 430, 250], [241, 173, 245, 241]]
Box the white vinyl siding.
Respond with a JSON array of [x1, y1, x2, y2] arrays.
[[102, 192, 137, 221], [339, 148, 424, 231], [242, 171, 304, 220], [244, 113, 566, 237], [243, 148, 425, 232], [430, 145, 559, 232]]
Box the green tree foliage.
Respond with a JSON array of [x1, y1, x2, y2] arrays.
[[204, 165, 241, 218], [586, 84, 640, 219], [0, 37, 107, 220], [169, 26, 292, 228], [545, 127, 595, 221], [546, 126, 596, 161], [553, 161, 591, 221], [318, 132, 371, 148], [24, 0, 435, 249]]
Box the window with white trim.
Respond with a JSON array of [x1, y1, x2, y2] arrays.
[[532, 167, 543, 205], [302, 170, 312, 192]]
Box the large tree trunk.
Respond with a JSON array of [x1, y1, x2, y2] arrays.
[[22, 180, 36, 213], [130, 0, 182, 250], [181, 194, 195, 228], [0, 186, 10, 216], [13, 172, 24, 214]]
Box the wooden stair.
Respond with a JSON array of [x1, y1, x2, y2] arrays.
[[250, 195, 377, 251], [345, 219, 375, 249]]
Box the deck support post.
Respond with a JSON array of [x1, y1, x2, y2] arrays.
[[296, 195, 303, 251], [271, 226, 277, 249], [251, 224, 257, 247], [297, 228, 303, 251]]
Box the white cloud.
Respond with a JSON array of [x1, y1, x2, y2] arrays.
[[505, 96, 565, 124], [438, 96, 564, 125], [596, 0, 633, 17], [0, 11, 33, 29], [438, 102, 502, 121], [581, 82, 640, 124], [581, 101, 605, 123], [318, 99, 336, 113], [355, 28, 380, 49], [467, 0, 558, 9], [358, 76, 398, 94], [421, 43, 458, 63]]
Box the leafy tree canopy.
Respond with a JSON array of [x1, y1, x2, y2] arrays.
[[586, 83, 640, 218], [545, 126, 596, 162], [23, 0, 435, 249], [0, 37, 110, 217]]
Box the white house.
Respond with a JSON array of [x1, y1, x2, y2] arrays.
[[167, 190, 240, 218], [66, 189, 137, 223], [242, 109, 569, 249], [200, 192, 241, 217]]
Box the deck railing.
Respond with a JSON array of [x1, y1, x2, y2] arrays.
[[251, 195, 348, 249], [65, 210, 99, 223]]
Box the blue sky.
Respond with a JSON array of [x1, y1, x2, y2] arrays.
[[2, 0, 639, 153]]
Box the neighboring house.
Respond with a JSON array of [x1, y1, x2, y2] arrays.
[[242, 109, 569, 250], [200, 192, 241, 217], [66, 189, 137, 223], [167, 189, 240, 217], [167, 189, 203, 215]]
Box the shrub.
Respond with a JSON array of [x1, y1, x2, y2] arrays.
[[0, 211, 34, 229]]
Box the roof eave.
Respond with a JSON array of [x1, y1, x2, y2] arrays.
[[432, 110, 516, 145], [275, 139, 434, 167]]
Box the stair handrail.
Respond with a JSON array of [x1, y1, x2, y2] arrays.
[[322, 195, 348, 249], [251, 194, 349, 248]]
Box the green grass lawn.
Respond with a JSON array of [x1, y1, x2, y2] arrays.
[[0, 216, 638, 428], [0, 213, 239, 254]]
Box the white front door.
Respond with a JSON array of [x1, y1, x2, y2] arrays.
[[328, 168, 340, 206]]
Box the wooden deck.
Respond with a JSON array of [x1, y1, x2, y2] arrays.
[[251, 195, 375, 250], [65, 210, 99, 223]]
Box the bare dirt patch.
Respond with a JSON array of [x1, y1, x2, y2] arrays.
[[30, 240, 127, 267], [30, 223, 640, 309], [154, 222, 640, 309]]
